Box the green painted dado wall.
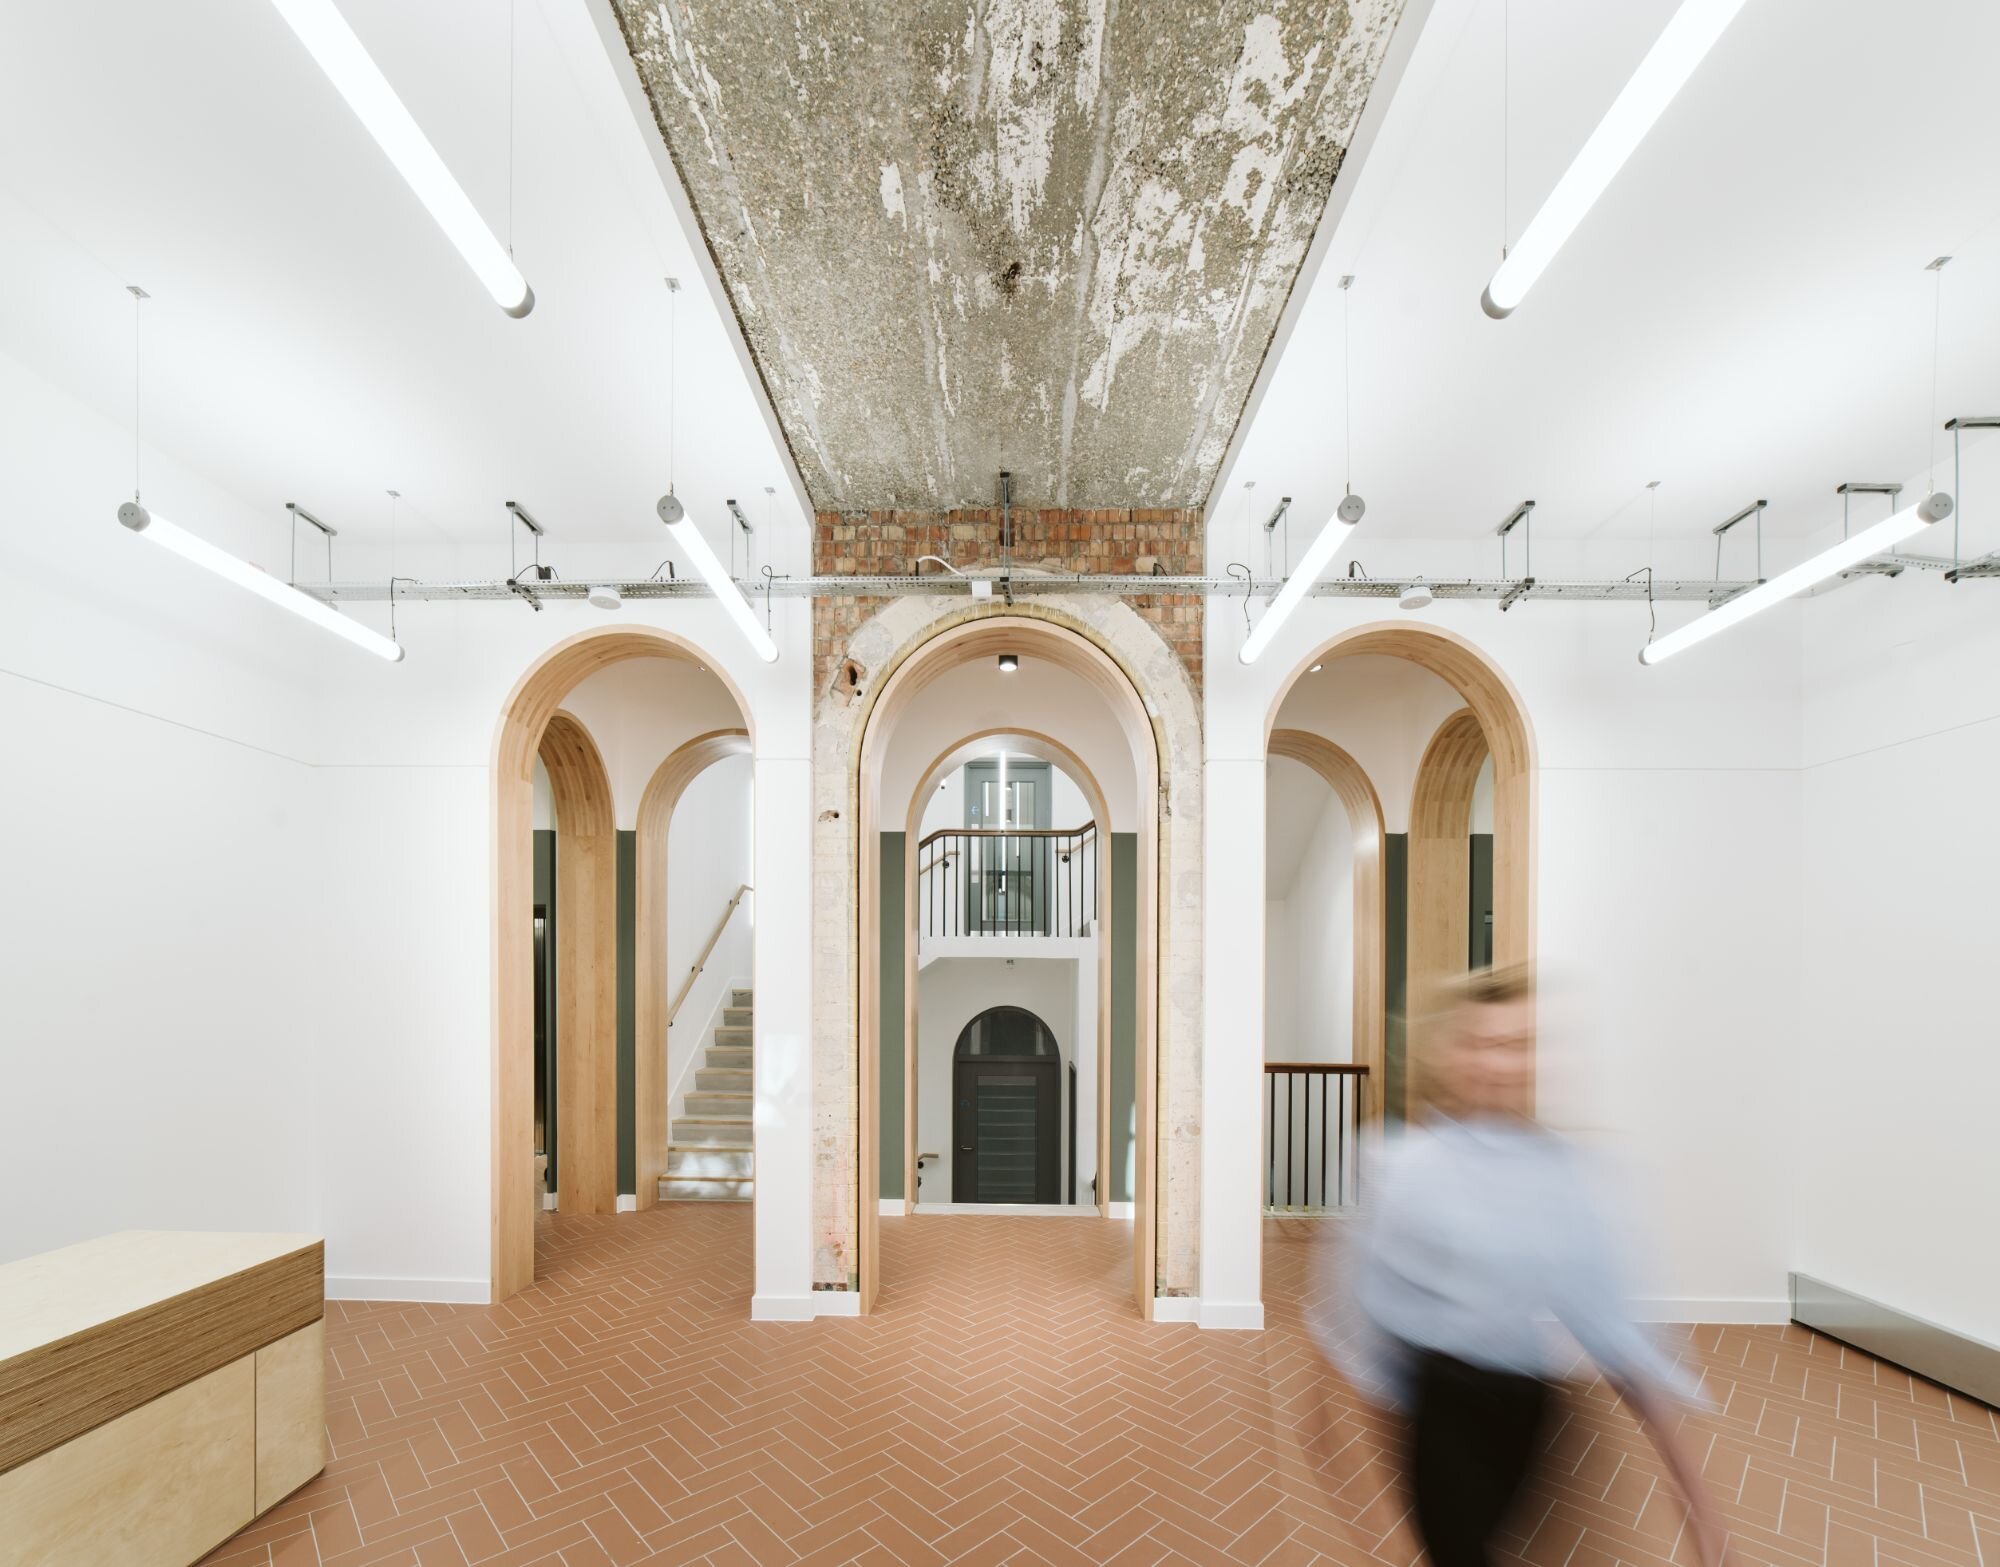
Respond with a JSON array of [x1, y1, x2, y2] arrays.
[[1384, 832, 1408, 1122], [1108, 833, 1136, 1205], [534, 830, 558, 1189], [616, 830, 637, 1197], [878, 830, 1136, 1204], [878, 833, 906, 1200]]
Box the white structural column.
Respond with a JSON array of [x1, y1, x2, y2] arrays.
[[749, 754, 820, 1319], [1199, 755, 1267, 1328]]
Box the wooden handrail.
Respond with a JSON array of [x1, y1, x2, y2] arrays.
[[1263, 1062, 1370, 1074], [667, 884, 752, 1030], [916, 847, 959, 877], [916, 820, 1097, 851]]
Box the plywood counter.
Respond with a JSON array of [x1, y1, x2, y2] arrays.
[[0, 1231, 325, 1567]]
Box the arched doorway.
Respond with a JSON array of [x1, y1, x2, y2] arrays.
[[1266, 625, 1537, 1119], [634, 728, 753, 1207], [1267, 728, 1387, 1111], [951, 1005, 1063, 1204], [901, 729, 1113, 1219], [492, 628, 753, 1302], [852, 611, 1171, 1316]]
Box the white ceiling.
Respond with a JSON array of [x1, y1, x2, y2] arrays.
[[1219, 0, 2000, 551], [0, 0, 804, 560]]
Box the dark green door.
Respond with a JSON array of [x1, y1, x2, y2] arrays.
[[951, 1005, 1061, 1203]]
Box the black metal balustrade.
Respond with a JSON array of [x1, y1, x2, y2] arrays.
[[1263, 1063, 1368, 1212], [916, 823, 1098, 939]]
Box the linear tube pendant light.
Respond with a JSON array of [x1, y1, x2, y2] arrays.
[[656, 493, 778, 662], [117, 503, 406, 661], [266, 0, 533, 316], [1239, 493, 1366, 664], [1482, 0, 1749, 320], [1243, 273, 1366, 664], [1639, 492, 1951, 665]]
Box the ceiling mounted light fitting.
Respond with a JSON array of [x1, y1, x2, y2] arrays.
[[1482, 0, 1749, 319], [657, 493, 778, 662], [1309, 662, 1325, 673], [266, 0, 534, 316], [653, 276, 776, 662], [118, 502, 405, 662], [587, 584, 623, 611], [997, 653, 1020, 673], [1399, 578, 1434, 610], [1639, 492, 1952, 665], [1240, 275, 1366, 665], [112, 287, 403, 661]]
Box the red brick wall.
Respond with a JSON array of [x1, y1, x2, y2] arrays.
[[812, 506, 1205, 695]]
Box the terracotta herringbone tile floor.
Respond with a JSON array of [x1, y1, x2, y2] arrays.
[[199, 1209, 2000, 1567]]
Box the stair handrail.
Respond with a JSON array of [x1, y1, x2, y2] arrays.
[[916, 845, 960, 877], [916, 819, 1097, 850], [667, 883, 752, 1032]]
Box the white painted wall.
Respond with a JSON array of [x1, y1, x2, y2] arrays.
[[878, 657, 1140, 831], [1264, 756, 1354, 1064], [0, 341, 327, 1266], [914, 955, 1094, 1207], [558, 657, 746, 830], [1209, 581, 1806, 1327], [1273, 654, 1466, 830], [1794, 429, 2000, 1344], [305, 572, 810, 1303]]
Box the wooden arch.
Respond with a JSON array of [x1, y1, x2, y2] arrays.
[[633, 728, 753, 1208], [1267, 623, 1538, 1119], [538, 712, 618, 1217], [855, 614, 1163, 1317], [1407, 709, 1491, 1116], [491, 627, 751, 1301], [1267, 729, 1387, 1114], [900, 729, 1116, 1220]]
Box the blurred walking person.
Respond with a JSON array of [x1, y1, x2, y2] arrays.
[[1331, 965, 1731, 1567]]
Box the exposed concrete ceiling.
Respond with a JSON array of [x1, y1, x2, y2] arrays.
[[611, 0, 1407, 512]]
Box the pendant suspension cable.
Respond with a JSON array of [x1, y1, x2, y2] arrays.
[[1501, 0, 1510, 257], [1340, 274, 1356, 497], [507, 0, 517, 257], [665, 276, 680, 497], [127, 284, 150, 502], [1927, 256, 1950, 493]]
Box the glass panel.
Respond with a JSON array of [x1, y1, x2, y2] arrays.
[[956, 1005, 1055, 1057]]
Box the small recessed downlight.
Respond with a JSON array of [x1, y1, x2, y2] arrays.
[[998, 653, 1019, 673]]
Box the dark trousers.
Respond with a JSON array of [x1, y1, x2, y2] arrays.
[[1407, 1349, 1552, 1567]]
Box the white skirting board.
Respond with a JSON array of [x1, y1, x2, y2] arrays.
[[327, 1276, 493, 1305], [878, 1199, 1122, 1217], [1151, 1298, 1267, 1330], [1630, 1297, 1790, 1324], [616, 1195, 638, 1213], [912, 1202, 1109, 1217], [750, 1293, 861, 1321], [1105, 1201, 1134, 1219]]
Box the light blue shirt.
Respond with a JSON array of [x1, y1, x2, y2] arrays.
[[1326, 1117, 1700, 1412]]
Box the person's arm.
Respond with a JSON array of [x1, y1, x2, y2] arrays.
[[1617, 1377, 1733, 1567], [1546, 1155, 1732, 1567]]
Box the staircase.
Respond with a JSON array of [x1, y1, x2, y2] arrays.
[[658, 989, 754, 1203]]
